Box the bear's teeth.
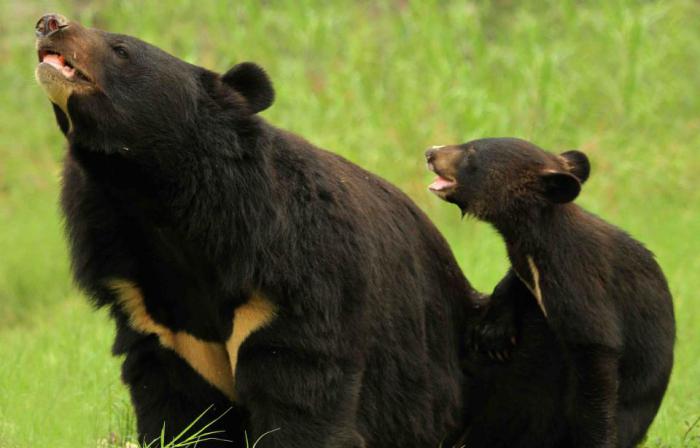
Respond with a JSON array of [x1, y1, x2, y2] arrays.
[[42, 53, 77, 79], [62, 65, 76, 78]]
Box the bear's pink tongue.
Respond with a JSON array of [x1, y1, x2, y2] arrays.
[[428, 176, 456, 191], [42, 53, 76, 78]]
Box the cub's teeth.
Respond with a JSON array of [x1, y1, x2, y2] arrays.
[[428, 176, 456, 191]]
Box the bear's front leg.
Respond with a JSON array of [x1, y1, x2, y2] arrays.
[[109, 280, 247, 445], [570, 345, 620, 448], [235, 344, 366, 448], [120, 333, 247, 447]]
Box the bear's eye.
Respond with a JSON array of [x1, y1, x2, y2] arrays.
[[112, 45, 129, 59]]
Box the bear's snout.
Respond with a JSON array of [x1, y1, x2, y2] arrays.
[[35, 13, 69, 38]]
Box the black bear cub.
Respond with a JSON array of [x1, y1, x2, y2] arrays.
[[426, 138, 675, 448]]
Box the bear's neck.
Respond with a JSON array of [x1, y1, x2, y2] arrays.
[[68, 126, 277, 263]]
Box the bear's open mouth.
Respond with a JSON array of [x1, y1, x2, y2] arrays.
[[37, 48, 92, 84]]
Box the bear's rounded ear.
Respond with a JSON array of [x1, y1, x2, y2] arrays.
[[540, 170, 581, 204], [222, 62, 275, 114], [560, 150, 590, 183]]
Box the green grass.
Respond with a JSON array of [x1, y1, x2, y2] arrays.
[[1, 0, 698, 446]]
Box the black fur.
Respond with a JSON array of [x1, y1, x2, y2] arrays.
[[462, 270, 569, 447], [37, 17, 479, 447], [427, 138, 675, 448]]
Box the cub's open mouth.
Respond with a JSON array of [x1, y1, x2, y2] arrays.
[[427, 162, 457, 193], [428, 175, 457, 192], [37, 48, 91, 83]]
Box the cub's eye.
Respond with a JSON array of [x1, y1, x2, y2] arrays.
[[113, 46, 129, 59], [463, 147, 477, 171]]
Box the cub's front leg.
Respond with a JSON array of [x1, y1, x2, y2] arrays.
[[541, 289, 621, 448], [569, 345, 620, 448], [469, 269, 520, 362]]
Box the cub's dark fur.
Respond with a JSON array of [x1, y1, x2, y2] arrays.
[[427, 138, 675, 448], [35, 14, 478, 447]]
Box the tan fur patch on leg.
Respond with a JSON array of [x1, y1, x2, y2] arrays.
[[108, 279, 235, 401], [226, 294, 277, 388]]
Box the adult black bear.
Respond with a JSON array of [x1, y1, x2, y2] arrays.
[[34, 13, 478, 447], [426, 138, 675, 448]]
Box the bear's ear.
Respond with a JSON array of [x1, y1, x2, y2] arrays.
[[560, 150, 590, 183], [222, 62, 275, 114], [540, 170, 581, 204]]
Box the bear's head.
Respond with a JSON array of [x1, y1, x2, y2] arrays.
[[34, 13, 274, 153], [425, 138, 590, 222]]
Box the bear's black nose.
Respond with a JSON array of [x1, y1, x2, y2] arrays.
[[36, 13, 69, 38]]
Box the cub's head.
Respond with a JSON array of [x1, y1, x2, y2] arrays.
[[34, 13, 274, 152], [425, 138, 590, 222]]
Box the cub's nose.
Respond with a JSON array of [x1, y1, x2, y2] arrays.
[[425, 145, 445, 162], [35, 13, 69, 37]]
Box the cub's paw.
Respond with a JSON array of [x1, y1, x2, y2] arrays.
[[470, 309, 517, 362]]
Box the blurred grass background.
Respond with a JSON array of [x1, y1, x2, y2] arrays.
[[0, 0, 698, 446]]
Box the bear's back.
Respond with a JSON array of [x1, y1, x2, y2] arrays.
[[265, 127, 473, 445]]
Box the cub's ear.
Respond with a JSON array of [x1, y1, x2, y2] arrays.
[[222, 62, 275, 113], [560, 150, 590, 183], [540, 170, 581, 204]]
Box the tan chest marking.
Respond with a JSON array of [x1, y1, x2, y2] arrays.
[[108, 279, 235, 401], [225, 294, 277, 389], [514, 256, 547, 318]]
